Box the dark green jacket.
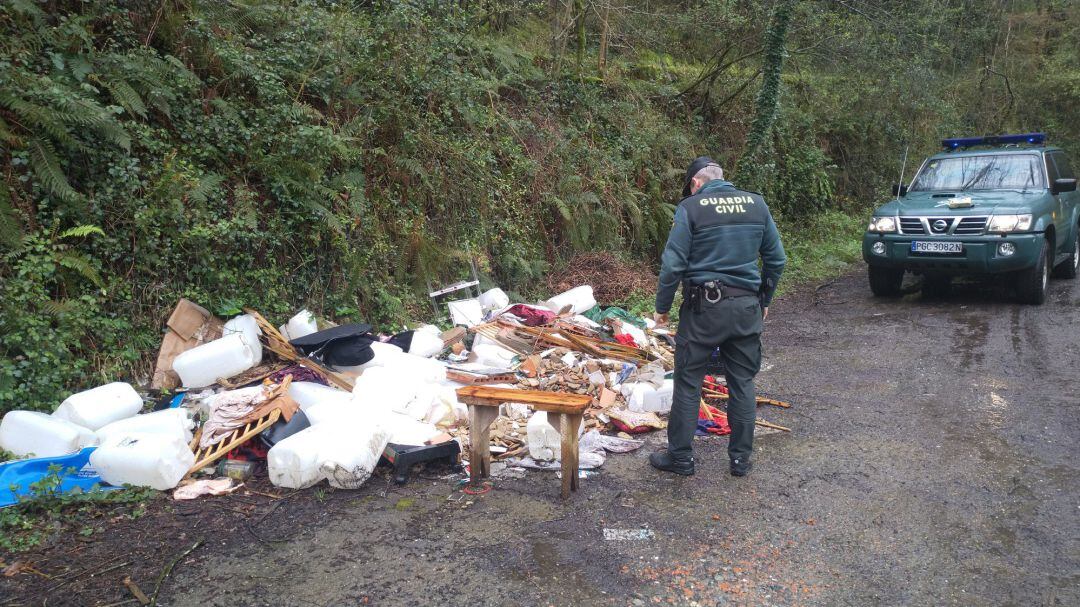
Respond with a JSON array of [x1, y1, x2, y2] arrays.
[[655, 180, 786, 314]]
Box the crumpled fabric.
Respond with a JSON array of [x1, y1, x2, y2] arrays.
[[173, 478, 238, 500], [500, 304, 556, 327], [269, 364, 327, 385], [582, 306, 648, 329], [614, 333, 639, 348], [200, 386, 267, 449], [697, 402, 731, 436]]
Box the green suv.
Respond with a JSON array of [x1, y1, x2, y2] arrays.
[[863, 134, 1079, 304]]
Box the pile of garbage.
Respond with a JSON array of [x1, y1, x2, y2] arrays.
[[0, 283, 716, 505]]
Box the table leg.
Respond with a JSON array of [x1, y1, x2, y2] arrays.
[[468, 405, 498, 485], [559, 413, 583, 498]]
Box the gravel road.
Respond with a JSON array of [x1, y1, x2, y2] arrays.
[[5, 270, 1077, 606]]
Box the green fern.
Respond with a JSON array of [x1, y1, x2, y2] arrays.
[[0, 184, 22, 249], [54, 250, 103, 288], [28, 138, 81, 203], [100, 78, 147, 118], [188, 173, 224, 204], [58, 225, 105, 239]]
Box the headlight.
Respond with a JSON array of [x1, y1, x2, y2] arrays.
[[987, 214, 1033, 233], [867, 216, 897, 233]]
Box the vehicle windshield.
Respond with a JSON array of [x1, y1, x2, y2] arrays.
[[909, 154, 1045, 191]]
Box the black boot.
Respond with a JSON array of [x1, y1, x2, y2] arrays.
[[649, 450, 695, 476], [729, 456, 753, 477]]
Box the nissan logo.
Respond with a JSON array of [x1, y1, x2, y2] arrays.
[[932, 219, 949, 232]]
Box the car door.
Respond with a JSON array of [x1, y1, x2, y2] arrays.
[[1045, 152, 1067, 254], [1050, 151, 1079, 252]]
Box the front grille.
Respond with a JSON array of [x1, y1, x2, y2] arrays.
[[899, 217, 925, 234], [953, 216, 989, 235]]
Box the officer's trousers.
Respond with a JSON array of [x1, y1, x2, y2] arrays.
[[667, 294, 763, 462]]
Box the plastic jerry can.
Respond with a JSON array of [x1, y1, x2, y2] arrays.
[[318, 423, 391, 489], [543, 285, 597, 315], [266, 426, 328, 489], [526, 410, 582, 461], [52, 382, 143, 431], [287, 381, 354, 411], [95, 408, 194, 445], [222, 313, 263, 366], [172, 333, 258, 388], [0, 411, 98, 458], [89, 432, 195, 490]]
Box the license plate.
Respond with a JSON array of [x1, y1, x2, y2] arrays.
[[911, 241, 963, 254]]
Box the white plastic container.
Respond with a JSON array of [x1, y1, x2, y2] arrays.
[[379, 412, 439, 446], [526, 411, 562, 461], [407, 329, 444, 358], [95, 408, 194, 446], [335, 340, 403, 374], [280, 310, 318, 341], [172, 333, 258, 388], [319, 424, 391, 489], [645, 379, 674, 413], [267, 426, 329, 489], [223, 314, 263, 366], [90, 432, 195, 490], [51, 382, 143, 431], [478, 288, 510, 311], [0, 411, 98, 458], [287, 381, 353, 411], [543, 285, 597, 315]]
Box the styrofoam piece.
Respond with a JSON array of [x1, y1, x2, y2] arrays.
[[96, 409, 193, 445], [448, 298, 484, 327], [223, 313, 263, 366], [172, 333, 258, 388], [90, 432, 195, 490], [51, 382, 143, 431], [526, 411, 584, 461], [287, 381, 354, 411], [542, 285, 597, 315], [478, 288, 510, 311], [0, 411, 98, 458]]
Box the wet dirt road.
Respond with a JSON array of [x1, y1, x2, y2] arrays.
[[6, 270, 1078, 606]]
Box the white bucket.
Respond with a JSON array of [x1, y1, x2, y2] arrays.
[[172, 333, 258, 388], [282, 310, 318, 341], [52, 382, 143, 431], [0, 411, 98, 458], [90, 432, 195, 490]]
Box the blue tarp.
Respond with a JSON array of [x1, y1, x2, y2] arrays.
[[0, 447, 118, 508]]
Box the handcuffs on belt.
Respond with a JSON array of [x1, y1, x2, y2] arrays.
[[687, 280, 762, 312]]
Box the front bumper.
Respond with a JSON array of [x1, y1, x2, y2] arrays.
[[862, 232, 1043, 274]]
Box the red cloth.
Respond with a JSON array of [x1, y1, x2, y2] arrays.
[[610, 419, 656, 434], [704, 376, 728, 394], [503, 304, 556, 327], [698, 402, 731, 435], [614, 333, 639, 348]]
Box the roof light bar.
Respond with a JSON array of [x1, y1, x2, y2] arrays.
[[942, 133, 1046, 149]]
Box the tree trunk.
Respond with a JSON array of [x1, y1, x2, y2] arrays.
[[598, 2, 609, 77], [575, 0, 587, 74], [737, 0, 795, 182]]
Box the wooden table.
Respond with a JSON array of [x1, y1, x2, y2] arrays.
[[456, 386, 593, 498]]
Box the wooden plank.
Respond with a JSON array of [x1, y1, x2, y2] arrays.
[[560, 413, 574, 499], [456, 386, 591, 413], [188, 408, 281, 475], [467, 404, 499, 484]]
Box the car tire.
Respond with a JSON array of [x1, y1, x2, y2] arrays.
[[868, 266, 904, 297], [1016, 238, 1050, 305], [921, 275, 951, 299], [1052, 234, 1079, 279]]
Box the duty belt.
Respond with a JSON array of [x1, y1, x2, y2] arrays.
[[685, 281, 759, 312]]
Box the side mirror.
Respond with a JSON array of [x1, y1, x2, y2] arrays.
[[1052, 178, 1077, 194], [891, 184, 908, 197]]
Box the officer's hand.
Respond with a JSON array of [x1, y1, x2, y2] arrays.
[[653, 312, 669, 327], [762, 307, 769, 320]]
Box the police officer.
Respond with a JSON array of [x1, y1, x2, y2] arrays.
[[650, 156, 786, 477]]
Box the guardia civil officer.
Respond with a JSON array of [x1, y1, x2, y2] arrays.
[[650, 157, 786, 477]]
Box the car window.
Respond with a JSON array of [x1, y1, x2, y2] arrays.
[[1047, 153, 1061, 182], [1052, 152, 1076, 180], [909, 154, 1046, 191]]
